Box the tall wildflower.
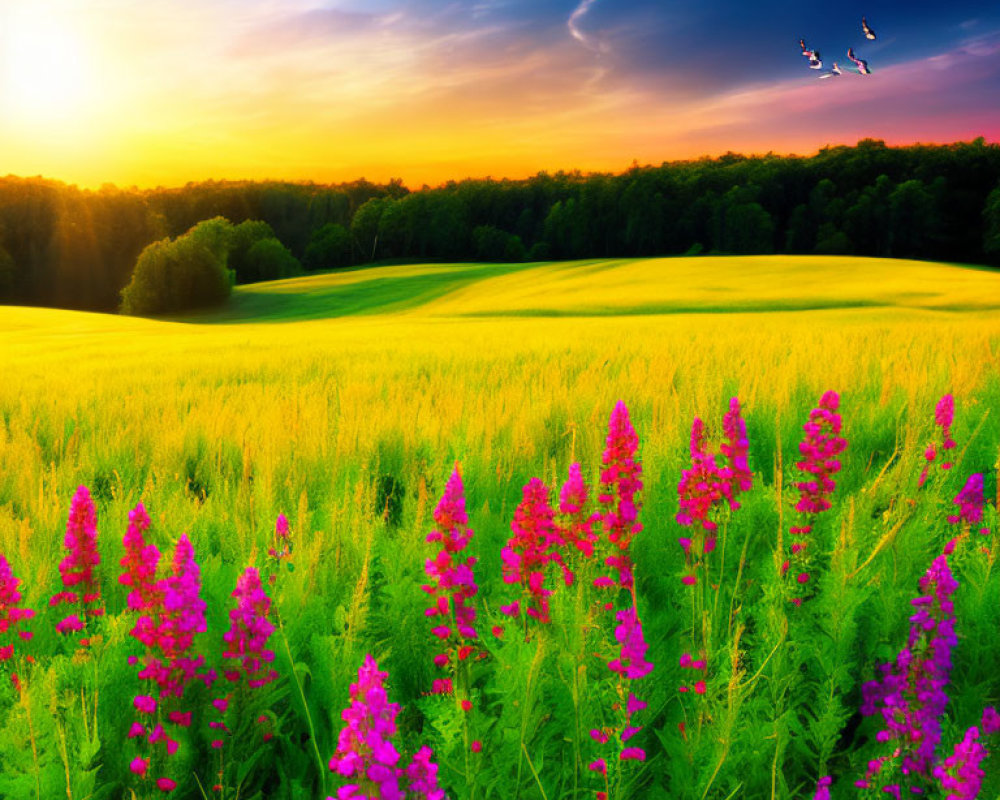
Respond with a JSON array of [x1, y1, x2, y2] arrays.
[[0, 554, 35, 690], [119, 503, 161, 613], [948, 473, 989, 537], [129, 533, 208, 794], [267, 513, 294, 585], [209, 567, 278, 786], [557, 463, 600, 563], [934, 726, 987, 800], [919, 394, 956, 487], [786, 391, 847, 600], [328, 654, 446, 800], [588, 606, 653, 798], [598, 401, 643, 590], [51, 485, 104, 638], [424, 468, 479, 647], [720, 397, 753, 507], [676, 418, 727, 584], [500, 477, 564, 625], [859, 552, 958, 788]]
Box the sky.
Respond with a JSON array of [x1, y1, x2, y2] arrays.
[[1, 0, 999, 188]]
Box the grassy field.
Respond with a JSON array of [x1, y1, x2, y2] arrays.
[[1, 255, 999, 800]]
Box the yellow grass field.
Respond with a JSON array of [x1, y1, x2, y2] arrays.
[[2, 256, 998, 576]]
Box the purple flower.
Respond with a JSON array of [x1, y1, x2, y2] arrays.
[[812, 776, 832, 800], [861, 553, 959, 780], [948, 473, 986, 530], [934, 725, 986, 800], [608, 606, 653, 680]]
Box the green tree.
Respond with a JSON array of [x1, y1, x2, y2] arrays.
[[186, 216, 234, 263], [888, 179, 935, 258], [984, 183, 1000, 259], [304, 223, 352, 270], [351, 198, 387, 262], [0, 243, 14, 300], [243, 238, 302, 281], [120, 233, 232, 315], [472, 225, 526, 262], [229, 219, 279, 282]]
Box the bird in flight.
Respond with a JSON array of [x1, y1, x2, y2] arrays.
[[799, 39, 823, 69], [862, 17, 876, 41], [847, 47, 871, 74], [819, 62, 842, 78]]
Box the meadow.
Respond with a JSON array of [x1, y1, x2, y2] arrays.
[[1, 254, 999, 800]]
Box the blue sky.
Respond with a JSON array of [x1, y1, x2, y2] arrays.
[[1, 0, 997, 186]]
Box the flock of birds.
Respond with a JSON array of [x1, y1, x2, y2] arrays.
[[799, 16, 877, 78]]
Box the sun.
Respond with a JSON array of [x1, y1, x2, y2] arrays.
[[1, 5, 95, 124]]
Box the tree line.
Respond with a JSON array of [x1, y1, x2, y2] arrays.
[[1, 138, 999, 314]]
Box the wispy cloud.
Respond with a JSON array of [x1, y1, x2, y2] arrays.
[[567, 0, 606, 52]]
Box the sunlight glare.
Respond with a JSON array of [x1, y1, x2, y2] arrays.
[[2, 5, 94, 123]]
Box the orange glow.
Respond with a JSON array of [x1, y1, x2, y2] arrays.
[[0, 2, 996, 189]]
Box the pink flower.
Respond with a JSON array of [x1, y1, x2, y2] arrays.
[[588, 758, 607, 775], [221, 567, 276, 687], [119, 503, 161, 612], [500, 477, 560, 624], [52, 486, 103, 632], [134, 695, 157, 714], [619, 748, 646, 761], [129, 757, 148, 775], [156, 777, 177, 792], [812, 776, 832, 800], [424, 468, 480, 689], [557, 463, 600, 560], [0, 555, 35, 661], [948, 473, 986, 528], [720, 397, 753, 504], [608, 606, 653, 680], [920, 394, 956, 486], [598, 401, 643, 588]]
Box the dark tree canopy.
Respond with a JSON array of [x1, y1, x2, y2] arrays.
[[120, 234, 232, 316], [1, 139, 999, 313]]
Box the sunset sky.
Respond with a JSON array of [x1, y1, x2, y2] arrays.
[[1, 0, 999, 189]]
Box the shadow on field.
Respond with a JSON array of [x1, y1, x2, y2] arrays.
[[170, 263, 541, 324]]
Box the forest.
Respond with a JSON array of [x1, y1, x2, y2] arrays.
[[1, 138, 999, 314]]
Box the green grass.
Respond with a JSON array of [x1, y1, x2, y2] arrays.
[[1, 255, 999, 800]]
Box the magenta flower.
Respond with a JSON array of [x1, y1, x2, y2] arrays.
[[981, 707, 1000, 735], [52, 485, 103, 635], [787, 391, 847, 599], [328, 654, 445, 800], [677, 418, 726, 535], [720, 397, 753, 504], [119, 503, 162, 613], [221, 567, 277, 688], [404, 745, 446, 800], [948, 473, 987, 535], [500, 477, 562, 624], [0, 555, 35, 655], [557, 463, 600, 561], [608, 606, 653, 680], [598, 401, 644, 589], [934, 726, 986, 800], [861, 552, 958, 781], [920, 394, 957, 486], [267, 513, 294, 577], [0, 554, 35, 689], [423, 468, 479, 642], [793, 391, 847, 517], [812, 776, 832, 800]]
